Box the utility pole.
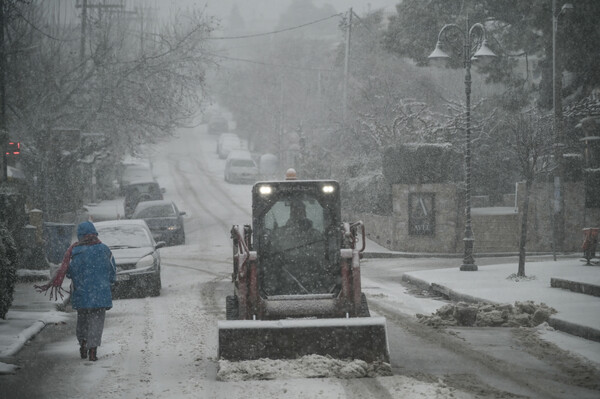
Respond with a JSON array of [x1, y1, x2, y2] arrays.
[[76, 0, 125, 62], [79, 0, 87, 62], [0, 0, 6, 183], [279, 75, 285, 166], [342, 8, 352, 122], [139, 4, 144, 54], [551, 0, 572, 258]]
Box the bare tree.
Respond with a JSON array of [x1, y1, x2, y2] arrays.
[[501, 108, 552, 276], [7, 2, 216, 153], [1, 1, 217, 213]]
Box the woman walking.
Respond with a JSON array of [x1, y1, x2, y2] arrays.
[[37, 221, 116, 361], [67, 221, 116, 361]]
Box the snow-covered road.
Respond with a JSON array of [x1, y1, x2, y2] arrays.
[[2, 126, 599, 399]]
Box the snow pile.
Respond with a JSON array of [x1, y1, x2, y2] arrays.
[[416, 301, 557, 328], [505, 273, 537, 282], [0, 362, 19, 374], [217, 354, 392, 381]]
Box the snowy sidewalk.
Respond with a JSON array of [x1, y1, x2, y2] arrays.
[[0, 280, 70, 374], [402, 260, 600, 342]]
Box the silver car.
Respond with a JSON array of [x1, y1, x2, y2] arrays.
[[94, 219, 165, 298]]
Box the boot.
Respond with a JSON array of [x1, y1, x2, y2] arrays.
[[88, 347, 97, 361], [79, 340, 87, 359]]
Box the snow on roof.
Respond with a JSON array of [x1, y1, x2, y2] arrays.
[[226, 149, 253, 160], [7, 166, 25, 180], [94, 219, 148, 228], [132, 200, 172, 210]]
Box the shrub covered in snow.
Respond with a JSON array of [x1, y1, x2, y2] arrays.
[[342, 172, 392, 215], [383, 143, 462, 184], [0, 222, 17, 319]]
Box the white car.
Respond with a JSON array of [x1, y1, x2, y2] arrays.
[[218, 134, 243, 159], [94, 219, 165, 298], [224, 150, 259, 184]]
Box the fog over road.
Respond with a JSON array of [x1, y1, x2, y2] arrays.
[[2, 126, 598, 399]]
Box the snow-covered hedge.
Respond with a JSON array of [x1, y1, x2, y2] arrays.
[[382, 143, 462, 184], [342, 172, 392, 215], [0, 222, 17, 319]]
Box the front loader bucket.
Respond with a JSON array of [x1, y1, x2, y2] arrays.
[[218, 317, 390, 363]]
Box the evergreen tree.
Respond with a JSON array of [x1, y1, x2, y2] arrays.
[[0, 222, 17, 319], [383, 0, 600, 108]]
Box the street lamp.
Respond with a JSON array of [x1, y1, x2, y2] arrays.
[[428, 17, 496, 271], [551, 1, 573, 258]]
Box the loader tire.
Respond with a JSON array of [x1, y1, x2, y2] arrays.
[[359, 293, 370, 317], [226, 295, 239, 320]]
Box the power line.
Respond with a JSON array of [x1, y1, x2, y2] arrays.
[[208, 13, 343, 40], [7, 3, 78, 42], [206, 51, 335, 72]]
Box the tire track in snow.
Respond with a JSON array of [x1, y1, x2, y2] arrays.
[[200, 277, 223, 316], [168, 157, 227, 230], [168, 156, 234, 232], [162, 261, 230, 279], [367, 299, 565, 399], [192, 157, 250, 216], [341, 378, 396, 399]]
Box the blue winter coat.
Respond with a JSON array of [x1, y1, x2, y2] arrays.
[[66, 223, 116, 310]]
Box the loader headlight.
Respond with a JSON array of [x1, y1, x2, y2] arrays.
[[259, 185, 273, 195], [322, 185, 335, 194]]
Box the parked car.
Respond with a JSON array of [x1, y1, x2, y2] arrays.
[[94, 219, 165, 298], [132, 200, 186, 246], [207, 116, 229, 135], [118, 160, 154, 194], [218, 134, 243, 159], [123, 180, 164, 219], [224, 150, 259, 183]]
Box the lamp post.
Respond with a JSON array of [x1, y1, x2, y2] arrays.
[[551, 1, 573, 259], [428, 17, 496, 271]]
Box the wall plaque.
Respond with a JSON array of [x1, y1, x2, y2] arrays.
[[409, 193, 435, 236]]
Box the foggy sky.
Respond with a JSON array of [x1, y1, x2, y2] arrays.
[[158, 0, 398, 26]]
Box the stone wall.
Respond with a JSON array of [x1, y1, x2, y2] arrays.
[[346, 180, 600, 254], [471, 209, 519, 253], [518, 181, 600, 252], [348, 183, 463, 253]]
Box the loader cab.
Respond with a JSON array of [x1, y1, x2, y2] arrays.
[[252, 180, 342, 296]]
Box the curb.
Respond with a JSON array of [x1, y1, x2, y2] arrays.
[[0, 321, 47, 358], [16, 269, 49, 283], [547, 317, 600, 342], [402, 274, 498, 305], [1, 281, 71, 362], [401, 274, 600, 342], [364, 251, 580, 259], [550, 278, 600, 297]]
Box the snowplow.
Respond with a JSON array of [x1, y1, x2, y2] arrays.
[[218, 169, 390, 363]]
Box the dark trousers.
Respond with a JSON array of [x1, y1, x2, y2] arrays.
[[76, 308, 106, 348]]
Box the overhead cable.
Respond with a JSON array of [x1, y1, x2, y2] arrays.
[[206, 51, 334, 72], [208, 13, 343, 40]]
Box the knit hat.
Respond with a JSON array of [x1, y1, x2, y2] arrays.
[[77, 221, 98, 240]]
